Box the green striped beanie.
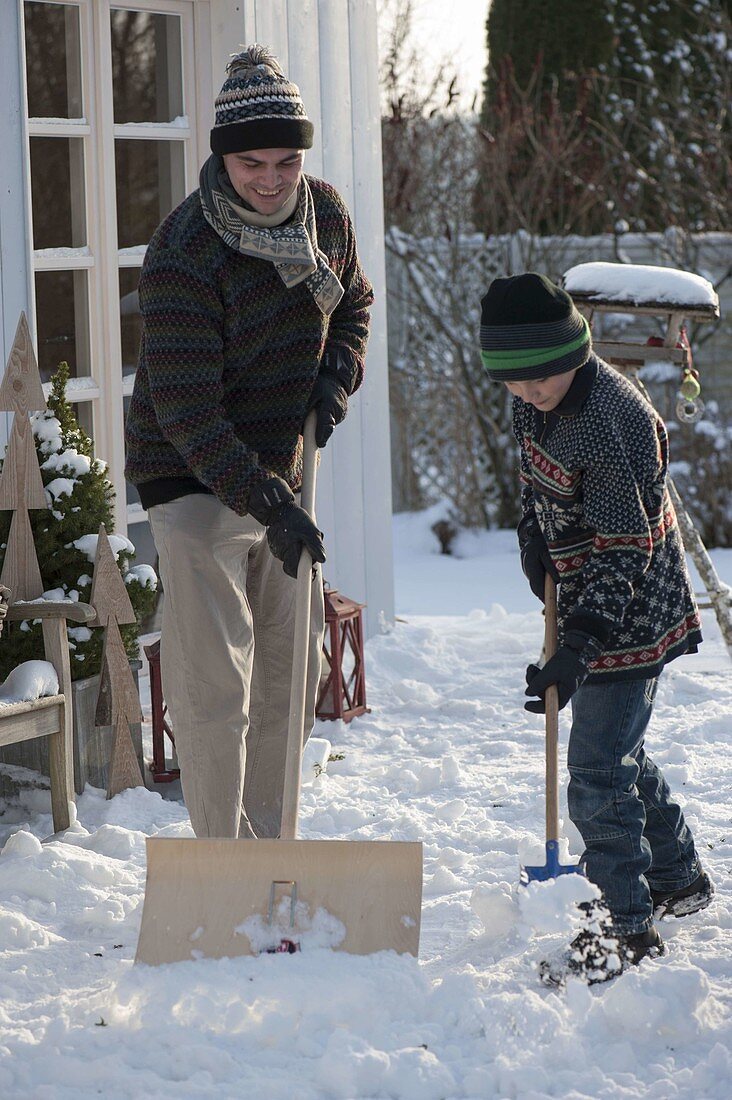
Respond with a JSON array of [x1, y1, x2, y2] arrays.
[[480, 273, 591, 381]]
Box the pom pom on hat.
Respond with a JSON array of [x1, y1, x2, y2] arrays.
[[210, 44, 314, 155], [479, 273, 591, 381]]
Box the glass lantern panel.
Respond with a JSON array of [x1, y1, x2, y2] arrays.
[[34, 269, 90, 382], [24, 2, 83, 119], [115, 139, 185, 248], [111, 9, 184, 124], [30, 137, 86, 249]]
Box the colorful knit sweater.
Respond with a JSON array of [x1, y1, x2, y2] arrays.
[[125, 176, 373, 514], [514, 357, 702, 681]]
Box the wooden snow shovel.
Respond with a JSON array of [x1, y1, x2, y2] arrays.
[[521, 574, 584, 884], [135, 413, 423, 965]]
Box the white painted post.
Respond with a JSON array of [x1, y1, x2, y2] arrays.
[[347, 0, 395, 636], [0, 0, 33, 447]]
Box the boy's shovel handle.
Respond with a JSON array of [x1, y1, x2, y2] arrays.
[[544, 574, 560, 843]]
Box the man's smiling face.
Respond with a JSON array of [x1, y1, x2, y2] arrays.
[[223, 148, 304, 214]]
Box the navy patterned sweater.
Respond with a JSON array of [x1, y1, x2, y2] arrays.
[[125, 176, 373, 514], [514, 357, 702, 681]]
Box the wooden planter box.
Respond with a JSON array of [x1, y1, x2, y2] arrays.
[[0, 661, 143, 798]]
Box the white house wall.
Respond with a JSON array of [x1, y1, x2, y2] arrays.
[[210, 0, 395, 636], [0, 0, 395, 638]]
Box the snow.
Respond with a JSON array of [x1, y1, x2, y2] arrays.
[[564, 261, 719, 309], [41, 449, 92, 477], [72, 533, 135, 563], [124, 564, 158, 590], [0, 661, 59, 705], [0, 514, 730, 1098], [45, 477, 76, 502]]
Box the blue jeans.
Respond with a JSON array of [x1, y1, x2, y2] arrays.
[[568, 676, 701, 934]]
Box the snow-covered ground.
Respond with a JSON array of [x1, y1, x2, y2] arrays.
[[1, 510, 730, 1099]]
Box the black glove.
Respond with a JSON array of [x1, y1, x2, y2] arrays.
[[267, 503, 326, 578], [518, 513, 558, 602], [524, 630, 603, 712], [247, 476, 326, 579], [306, 346, 357, 448]]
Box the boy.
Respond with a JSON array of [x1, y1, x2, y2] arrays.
[[479, 272, 714, 983]]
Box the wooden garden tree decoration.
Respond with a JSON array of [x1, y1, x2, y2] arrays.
[[0, 313, 48, 599], [89, 524, 145, 797]]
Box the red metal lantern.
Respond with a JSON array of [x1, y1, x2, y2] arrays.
[[316, 586, 368, 723], [145, 585, 368, 782], [144, 638, 180, 783]]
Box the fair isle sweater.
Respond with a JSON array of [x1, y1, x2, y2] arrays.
[[514, 357, 702, 681], [125, 176, 373, 514]]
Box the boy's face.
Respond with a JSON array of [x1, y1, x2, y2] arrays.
[[504, 368, 578, 412]]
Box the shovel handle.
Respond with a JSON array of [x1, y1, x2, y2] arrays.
[[544, 573, 560, 844], [280, 412, 319, 841]]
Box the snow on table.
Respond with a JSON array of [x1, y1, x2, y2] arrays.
[[564, 261, 719, 312]]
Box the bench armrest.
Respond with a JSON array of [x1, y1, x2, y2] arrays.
[[6, 601, 96, 624]]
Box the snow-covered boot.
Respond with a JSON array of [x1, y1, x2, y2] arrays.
[[650, 870, 715, 919], [539, 904, 665, 987]]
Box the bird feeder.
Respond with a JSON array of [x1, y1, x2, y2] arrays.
[[316, 586, 368, 723]]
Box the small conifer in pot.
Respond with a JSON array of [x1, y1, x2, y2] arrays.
[[0, 362, 157, 681]]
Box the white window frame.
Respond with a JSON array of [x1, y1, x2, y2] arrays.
[[23, 0, 210, 533]]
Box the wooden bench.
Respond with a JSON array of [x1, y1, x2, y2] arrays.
[[1, 600, 94, 832]]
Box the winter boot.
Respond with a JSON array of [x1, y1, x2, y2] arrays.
[[650, 870, 715, 919], [539, 904, 665, 987]]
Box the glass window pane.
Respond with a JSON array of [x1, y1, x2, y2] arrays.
[[123, 396, 142, 509], [120, 269, 142, 377], [34, 270, 90, 382], [111, 9, 183, 124], [30, 137, 86, 249], [24, 2, 82, 118], [115, 140, 185, 248], [71, 400, 94, 443]]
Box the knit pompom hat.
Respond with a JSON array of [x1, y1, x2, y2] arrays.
[[210, 45, 314, 156], [479, 273, 591, 381]]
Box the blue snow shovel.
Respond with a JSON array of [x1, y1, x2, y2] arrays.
[[521, 574, 584, 884]]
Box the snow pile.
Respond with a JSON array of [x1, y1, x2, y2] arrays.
[[0, 517, 730, 1098], [72, 532, 135, 563], [564, 261, 719, 309], [41, 448, 92, 477], [124, 564, 158, 590], [0, 660, 59, 705]]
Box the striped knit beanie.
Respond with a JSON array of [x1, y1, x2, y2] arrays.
[[210, 45, 314, 156], [480, 273, 591, 381]]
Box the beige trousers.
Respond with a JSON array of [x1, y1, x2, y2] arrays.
[[149, 494, 325, 839]]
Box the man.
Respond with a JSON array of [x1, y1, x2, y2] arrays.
[[125, 45, 373, 840]]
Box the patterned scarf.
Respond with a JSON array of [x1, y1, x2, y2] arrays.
[[199, 154, 344, 316]]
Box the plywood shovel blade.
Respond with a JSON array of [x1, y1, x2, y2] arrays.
[[135, 837, 423, 964]]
